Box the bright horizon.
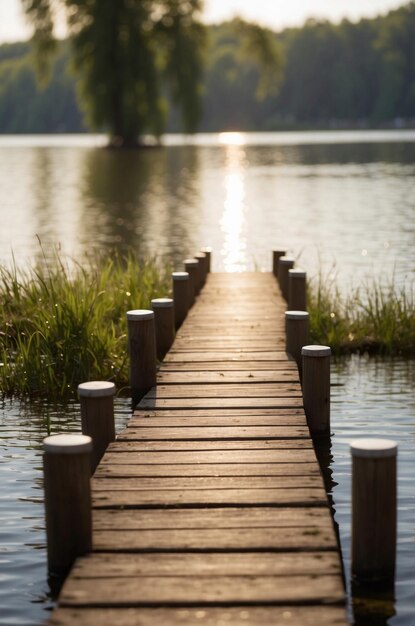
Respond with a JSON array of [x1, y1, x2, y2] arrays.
[[0, 0, 409, 43]]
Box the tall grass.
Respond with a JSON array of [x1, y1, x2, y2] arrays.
[[308, 272, 415, 356], [0, 251, 171, 398]]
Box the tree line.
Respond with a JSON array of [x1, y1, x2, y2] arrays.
[[1, 1, 414, 137]]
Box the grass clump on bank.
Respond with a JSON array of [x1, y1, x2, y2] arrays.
[[308, 274, 415, 356], [0, 252, 171, 398]]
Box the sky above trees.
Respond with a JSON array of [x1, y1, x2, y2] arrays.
[[0, 0, 408, 42]]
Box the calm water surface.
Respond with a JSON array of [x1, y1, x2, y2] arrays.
[[0, 131, 414, 625], [0, 131, 414, 286]]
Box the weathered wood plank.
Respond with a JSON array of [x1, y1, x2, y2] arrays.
[[91, 507, 333, 530], [94, 462, 319, 477], [108, 437, 313, 454], [160, 362, 297, 371], [133, 408, 304, 418], [92, 527, 336, 551], [138, 398, 303, 409], [156, 370, 298, 383], [50, 606, 348, 626], [101, 448, 317, 464], [58, 574, 344, 606], [92, 476, 322, 491], [164, 352, 289, 362], [118, 426, 310, 441], [127, 415, 308, 428], [70, 552, 341, 578], [145, 384, 303, 398], [92, 487, 327, 508]]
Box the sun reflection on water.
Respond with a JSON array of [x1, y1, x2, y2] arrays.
[[220, 142, 248, 272]]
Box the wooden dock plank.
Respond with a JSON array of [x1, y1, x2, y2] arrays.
[[100, 448, 318, 463], [118, 426, 310, 440], [58, 574, 344, 607], [91, 507, 333, 529], [145, 383, 303, 397], [69, 552, 341, 577], [94, 462, 319, 477], [91, 475, 323, 490], [91, 528, 336, 551], [138, 398, 303, 409], [50, 606, 347, 626], [156, 370, 299, 383], [48, 271, 346, 626], [127, 415, 308, 427]]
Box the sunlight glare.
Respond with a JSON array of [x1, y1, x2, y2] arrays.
[[220, 144, 248, 272], [218, 132, 246, 146]]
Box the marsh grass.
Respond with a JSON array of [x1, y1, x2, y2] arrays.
[[308, 272, 415, 356], [0, 250, 171, 398]]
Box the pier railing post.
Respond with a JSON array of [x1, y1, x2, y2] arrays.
[[278, 256, 295, 300], [285, 311, 309, 379], [172, 271, 190, 330], [151, 297, 175, 360], [288, 268, 307, 311], [272, 249, 286, 278], [78, 381, 116, 473], [351, 438, 397, 587], [184, 258, 199, 307], [43, 434, 92, 577], [127, 309, 157, 405], [200, 247, 212, 273], [302, 345, 331, 437]]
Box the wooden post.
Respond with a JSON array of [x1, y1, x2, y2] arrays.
[[201, 247, 212, 273], [272, 249, 286, 278], [285, 311, 309, 379], [126, 309, 157, 405], [288, 268, 307, 311], [351, 439, 397, 587], [278, 255, 295, 300], [43, 434, 92, 577], [302, 345, 331, 437], [172, 271, 190, 330], [184, 258, 198, 307], [194, 252, 208, 288], [78, 381, 116, 473], [151, 297, 175, 360]]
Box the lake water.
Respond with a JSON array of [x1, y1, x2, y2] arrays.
[[0, 131, 414, 625]]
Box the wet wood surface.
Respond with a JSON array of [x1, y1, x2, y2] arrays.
[[50, 272, 347, 625]]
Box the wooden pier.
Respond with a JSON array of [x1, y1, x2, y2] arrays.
[[49, 272, 347, 626]]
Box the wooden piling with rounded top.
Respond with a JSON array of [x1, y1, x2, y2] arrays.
[[184, 258, 198, 306], [288, 268, 307, 311], [200, 247, 212, 272], [351, 439, 397, 586], [272, 249, 286, 278], [151, 297, 175, 360], [285, 311, 309, 379], [194, 252, 207, 290], [127, 309, 157, 405], [278, 256, 295, 300], [302, 345, 331, 437], [78, 381, 116, 473], [43, 434, 92, 577], [172, 271, 190, 330]]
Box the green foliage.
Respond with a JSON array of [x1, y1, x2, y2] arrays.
[[308, 272, 415, 356], [0, 41, 84, 132], [0, 249, 171, 398], [2, 2, 415, 133], [21, 0, 206, 144]]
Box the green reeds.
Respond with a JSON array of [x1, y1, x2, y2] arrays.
[[308, 272, 415, 356], [0, 251, 171, 398]]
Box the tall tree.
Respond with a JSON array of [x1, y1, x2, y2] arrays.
[[22, 0, 206, 146]]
